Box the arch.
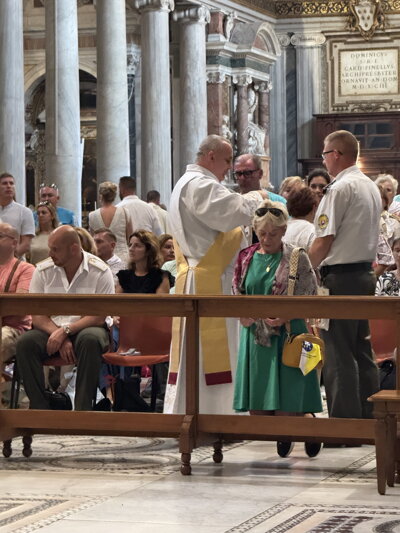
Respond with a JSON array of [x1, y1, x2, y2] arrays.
[[230, 21, 281, 57]]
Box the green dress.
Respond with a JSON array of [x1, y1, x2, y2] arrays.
[[233, 251, 323, 413]]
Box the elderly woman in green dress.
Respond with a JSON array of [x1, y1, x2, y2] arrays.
[[232, 200, 323, 458]]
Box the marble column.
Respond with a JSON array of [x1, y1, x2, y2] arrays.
[[127, 44, 141, 183], [206, 72, 227, 136], [235, 75, 252, 155], [173, 6, 210, 175], [96, 0, 130, 185], [270, 34, 289, 185], [135, 0, 174, 204], [45, 0, 81, 221], [0, 0, 25, 203], [258, 81, 272, 156], [291, 33, 326, 160]]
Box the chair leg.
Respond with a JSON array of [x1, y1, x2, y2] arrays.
[[150, 365, 158, 412], [9, 360, 20, 409]]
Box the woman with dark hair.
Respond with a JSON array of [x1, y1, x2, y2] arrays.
[[284, 187, 318, 250], [307, 168, 331, 205], [116, 231, 170, 294], [28, 201, 59, 265], [89, 181, 132, 264]]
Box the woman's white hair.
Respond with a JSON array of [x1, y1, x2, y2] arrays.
[[252, 199, 288, 233], [375, 174, 398, 193]]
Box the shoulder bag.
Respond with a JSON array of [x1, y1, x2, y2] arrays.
[[282, 247, 325, 374]]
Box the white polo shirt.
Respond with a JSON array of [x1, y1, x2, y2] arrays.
[[117, 195, 162, 235], [30, 251, 115, 327], [314, 165, 381, 266]]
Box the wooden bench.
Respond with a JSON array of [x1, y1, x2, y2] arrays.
[[1, 294, 399, 494], [368, 390, 400, 495]]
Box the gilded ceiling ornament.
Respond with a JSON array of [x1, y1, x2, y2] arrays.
[[347, 0, 386, 40]]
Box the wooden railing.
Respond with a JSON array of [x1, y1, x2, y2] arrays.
[[0, 293, 399, 476]]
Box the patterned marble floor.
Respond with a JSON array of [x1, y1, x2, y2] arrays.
[[0, 435, 398, 532]]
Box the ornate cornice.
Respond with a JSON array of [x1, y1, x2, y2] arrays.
[[134, 0, 174, 14], [173, 6, 211, 24], [233, 0, 400, 18]]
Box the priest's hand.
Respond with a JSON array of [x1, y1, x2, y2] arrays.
[[264, 317, 286, 327], [240, 318, 255, 327], [258, 190, 269, 199]]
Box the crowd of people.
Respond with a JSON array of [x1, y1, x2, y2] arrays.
[[0, 130, 398, 457]]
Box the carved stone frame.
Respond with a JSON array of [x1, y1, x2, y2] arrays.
[[328, 36, 400, 112]]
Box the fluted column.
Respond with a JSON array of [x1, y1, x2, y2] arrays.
[[0, 0, 25, 203], [45, 0, 81, 221], [270, 34, 289, 184], [174, 6, 210, 175], [258, 81, 272, 156], [135, 0, 174, 204], [96, 0, 130, 185], [291, 33, 326, 159], [235, 75, 252, 155]]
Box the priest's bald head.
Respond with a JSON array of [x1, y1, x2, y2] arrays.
[[196, 135, 233, 182]]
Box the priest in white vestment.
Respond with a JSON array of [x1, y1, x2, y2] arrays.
[[164, 135, 266, 414]]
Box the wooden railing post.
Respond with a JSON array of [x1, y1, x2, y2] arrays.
[[180, 298, 199, 475]]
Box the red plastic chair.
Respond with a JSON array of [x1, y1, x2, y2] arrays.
[[369, 319, 397, 363], [102, 316, 172, 411]]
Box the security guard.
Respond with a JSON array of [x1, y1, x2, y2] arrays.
[[309, 130, 381, 421]]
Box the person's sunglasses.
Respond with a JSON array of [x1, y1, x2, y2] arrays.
[[38, 201, 51, 207], [234, 170, 258, 178], [39, 183, 57, 190], [255, 207, 283, 217]]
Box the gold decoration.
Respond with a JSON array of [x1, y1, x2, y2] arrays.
[[235, 0, 400, 18], [347, 0, 386, 40]]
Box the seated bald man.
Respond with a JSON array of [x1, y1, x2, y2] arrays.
[[16, 225, 115, 411]]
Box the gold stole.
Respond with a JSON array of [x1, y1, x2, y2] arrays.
[[168, 228, 243, 386]]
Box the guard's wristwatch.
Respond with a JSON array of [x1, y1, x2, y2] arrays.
[[63, 324, 72, 336]]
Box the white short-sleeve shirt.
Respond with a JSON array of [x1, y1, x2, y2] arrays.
[[314, 165, 381, 266], [30, 251, 115, 327], [0, 201, 35, 236], [117, 195, 162, 236]]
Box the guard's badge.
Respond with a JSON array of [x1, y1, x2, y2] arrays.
[[318, 214, 329, 230]]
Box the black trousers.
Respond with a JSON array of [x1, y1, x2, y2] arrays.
[[16, 327, 110, 411], [321, 269, 379, 419]]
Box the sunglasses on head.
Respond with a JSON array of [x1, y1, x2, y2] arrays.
[[39, 183, 57, 190], [255, 207, 283, 217]]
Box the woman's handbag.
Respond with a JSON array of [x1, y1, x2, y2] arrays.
[[281, 248, 325, 374]]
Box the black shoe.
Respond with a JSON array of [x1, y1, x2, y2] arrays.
[[305, 441, 322, 457], [277, 441, 294, 458]]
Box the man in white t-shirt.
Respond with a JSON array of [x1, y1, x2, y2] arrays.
[[0, 173, 35, 257], [117, 177, 162, 235], [93, 228, 126, 284], [16, 225, 115, 411], [147, 190, 168, 233], [309, 130, 381, 423]]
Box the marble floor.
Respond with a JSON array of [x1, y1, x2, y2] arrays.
[[0, 433, 399, 533]]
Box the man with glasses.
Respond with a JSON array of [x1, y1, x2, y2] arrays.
[[234, 154, 286, 244], [36, 183, 77, 226], [309, 130, 381, 425], [0, 173, 35, 257], [234, 154, 286, 205], [164, 135, 267, 416]]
